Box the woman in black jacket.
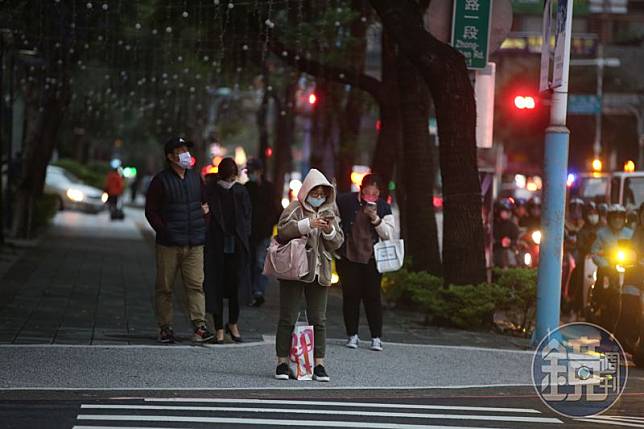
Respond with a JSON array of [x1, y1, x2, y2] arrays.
[[204, 158, 252, 343]]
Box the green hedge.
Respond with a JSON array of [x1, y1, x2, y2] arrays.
[[32, 193, 60, 232], [52, 159, 110, 189], [382, 267, 537, 335]]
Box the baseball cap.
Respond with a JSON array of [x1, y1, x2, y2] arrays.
[[164, 137, 193, 155]]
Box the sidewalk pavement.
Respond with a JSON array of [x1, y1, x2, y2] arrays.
[[0, 208, 529, 350]]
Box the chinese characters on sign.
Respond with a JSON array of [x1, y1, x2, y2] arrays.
[[532, 323, 628, 418], [451, 0, 492, 69]]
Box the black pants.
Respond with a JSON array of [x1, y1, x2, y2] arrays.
[[337, 258, 383, 338], [212, 254, 240, 330]]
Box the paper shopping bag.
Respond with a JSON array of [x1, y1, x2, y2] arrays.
[[289, 313, 314, 381]]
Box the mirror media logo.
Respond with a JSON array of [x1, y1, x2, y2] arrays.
[[532, 322, 628, 418]]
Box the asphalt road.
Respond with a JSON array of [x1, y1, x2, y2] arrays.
[[2, 384, 644, 429]]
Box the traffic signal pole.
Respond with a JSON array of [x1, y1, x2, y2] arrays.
[[534, 0, 574, 346]]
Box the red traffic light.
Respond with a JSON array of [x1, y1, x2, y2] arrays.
[[264, 146, 273, 158], [514, 95, 536, 110], [308, 93, 317, 105]]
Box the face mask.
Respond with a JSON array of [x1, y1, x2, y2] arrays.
[[362, 194, 379, 204], [307, 196, 326, 208], [177, 152, 192, 169], [587, 214, 599, 225], [500, 211, 511, 220], [609, 218, 625, 230]]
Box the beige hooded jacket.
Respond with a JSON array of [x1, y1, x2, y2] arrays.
[[277, 169, 344, 286]]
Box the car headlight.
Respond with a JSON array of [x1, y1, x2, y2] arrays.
[[531, 230, 542, 245], [101, 192, 109, 203], [66, 188, 85, 202]]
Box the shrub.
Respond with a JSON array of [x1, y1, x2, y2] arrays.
[[382, 266, 538, 334], [53, 159, 110, 189], [31, 193, 59, 232]]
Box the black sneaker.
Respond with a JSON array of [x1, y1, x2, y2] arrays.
[[275, 363, 291, 380], [313, 364, 330, 382], [251, 295, 265, 307], [158, 327, 175, 344], [192, 326, 215, 343]]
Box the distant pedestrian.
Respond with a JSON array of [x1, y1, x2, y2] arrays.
[[336, 174, 395, 352], [244, 158, 281, 307], [104, 167, 125, 216], [274, 169, 344, 382], [130, 173, 142, 204], [203, 157, 252, 344], [144, 137, 214, 344]]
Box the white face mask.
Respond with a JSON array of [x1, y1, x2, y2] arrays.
[[587, 214, 599, 225], [177, 152, 192, 169]]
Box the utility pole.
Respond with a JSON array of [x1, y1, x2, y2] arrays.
[[534, 0, 574, 345]]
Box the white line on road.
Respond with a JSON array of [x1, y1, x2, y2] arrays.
[[75, 414, 512, 429], [80, 404, 561, 423], [575, 418, 644, 428], [141, 397, 542, 414], [0, 383, 535, 391]]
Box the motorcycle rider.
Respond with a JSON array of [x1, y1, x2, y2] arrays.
[[565, 198, 585, 236], [569, 202, 601, 315], [591, 204, 634, 327], [523, 196, 542, 230], [513, 198, 528, 227], [493, 198, 520, 268], [598, 202, 609, 227]]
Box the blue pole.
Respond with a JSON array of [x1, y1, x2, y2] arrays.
[[534, 126, 569, 345]]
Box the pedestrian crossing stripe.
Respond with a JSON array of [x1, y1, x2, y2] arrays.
[[142, 397, 543, 414], [80, 404, 562, 424], [73, 398, 566, 428], [574, 415, 644, 428]]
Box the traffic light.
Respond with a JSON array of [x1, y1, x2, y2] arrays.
[[514, 95, 536, 110], [264, 146, 273, 158]]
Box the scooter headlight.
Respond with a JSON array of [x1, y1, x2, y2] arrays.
[[531, 230, 542, 245], [524, 253, 533, 266], [616, 265, 626, 273]]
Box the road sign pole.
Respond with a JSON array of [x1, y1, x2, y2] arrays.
[[534, 0, 574, 346]]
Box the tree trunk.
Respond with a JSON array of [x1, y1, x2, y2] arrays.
[[12, 83, 70, 238], [371, 31, 401, 191], [336, 87, 364, 193], [369, 0, 486, 285], [397, 53, 442, 276], [272, 80, 297, 196]]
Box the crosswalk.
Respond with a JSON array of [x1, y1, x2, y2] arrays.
[[575, 415, 644, 428], [71, 397, 565, 429]]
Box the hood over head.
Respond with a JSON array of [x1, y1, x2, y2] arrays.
[[297, 168, 336, 212]]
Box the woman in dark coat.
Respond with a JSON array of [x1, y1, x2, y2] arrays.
[[204, 157, 252, 343]]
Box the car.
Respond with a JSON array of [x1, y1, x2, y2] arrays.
[[44, 165, 108, 213]]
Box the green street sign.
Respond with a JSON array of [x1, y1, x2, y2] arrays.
[[451, 0, 493, 70]]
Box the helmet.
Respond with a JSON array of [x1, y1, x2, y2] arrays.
[[607, 204, 626, 215], [495, 198, 514, 213], [514, 198, 527, 207], [528, 196, 542, 208], [583, 201, 598, 217], [569, 198, 584, 208]]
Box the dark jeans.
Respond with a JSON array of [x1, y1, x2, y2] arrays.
[[212, 254, 240, 330], [251, 237, 271, 297], [275, 280, 328, 359], [337, 258, 383, 338]]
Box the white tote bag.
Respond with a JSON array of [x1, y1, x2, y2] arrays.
[[373, 239, 405, 273], [289, 312, 314, 381]]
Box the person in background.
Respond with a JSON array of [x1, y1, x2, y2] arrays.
[[104, 167, 125, 215], [130, 173, 142, 204], [634, 203, 644, 258], [244, 158, 281, 307], [203, 157, 252, 344], [513, 198, 528, 227], [598, 202, 609, 227], [523, 196, 542, 230], [145, 137, 214, 344], [274, 169, 344, 382], [592, 204, 634, 285], [336, 174, 395, 352], [493, 198, 520, 268], [565, 198, 585, 236], [569, 201, 600, 315]]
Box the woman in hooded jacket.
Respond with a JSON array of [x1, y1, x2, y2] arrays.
[[274, 169, 344, 382]]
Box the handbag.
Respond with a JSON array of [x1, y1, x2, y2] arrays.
[[373, 239, 405, 273], [263, 236, 309, 281], [289, 312, 314, 381]]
